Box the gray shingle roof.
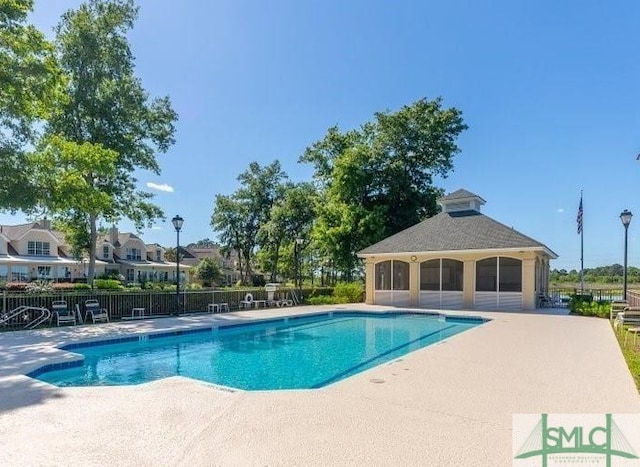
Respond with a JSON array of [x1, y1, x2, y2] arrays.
[[439, 189, 485, 203], [358, 210, 557, 256]]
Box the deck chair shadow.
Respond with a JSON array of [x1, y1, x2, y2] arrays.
[[85, 299, 109, 324], [51, 300, 76, 326]]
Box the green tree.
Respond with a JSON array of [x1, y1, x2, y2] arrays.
[[0, 0, 63, 210], [195, 257, 221, 287], [257, 182, 317, 282], [41, 0, 177, 284], [211, 161, 287, 284], [301, 98, 466, 279]]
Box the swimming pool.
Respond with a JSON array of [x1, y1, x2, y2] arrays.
[[30, 312, 485, 390]]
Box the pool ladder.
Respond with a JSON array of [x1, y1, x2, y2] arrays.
[[0, 306, 51, 329]]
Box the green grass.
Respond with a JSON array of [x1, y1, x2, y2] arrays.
[[613, 324, 640, 391]]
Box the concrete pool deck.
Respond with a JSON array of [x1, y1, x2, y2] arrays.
[[1, 305, 639, 466]]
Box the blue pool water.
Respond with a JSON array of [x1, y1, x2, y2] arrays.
[[31, 312, 484, 390]]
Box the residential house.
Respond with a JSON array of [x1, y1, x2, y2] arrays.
[[179, 244, 240, 285], [0, 221, 187, 284], [98, 227, 189, 284]]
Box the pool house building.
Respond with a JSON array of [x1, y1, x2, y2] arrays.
[[357, 189, 557, 311]]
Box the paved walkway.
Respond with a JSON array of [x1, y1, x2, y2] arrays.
[[0, 305, 638, 466]]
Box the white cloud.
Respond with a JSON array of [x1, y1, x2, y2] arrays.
[[151, 226, 162, 230], [146, 182, 174, 193], [557, 208, 565, 213]]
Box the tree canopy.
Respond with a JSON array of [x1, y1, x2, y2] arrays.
[[211, 97, 467, 283], [300, 97, 467, 279], [35, 0, 178, 283], [0, 0, 63, 211]]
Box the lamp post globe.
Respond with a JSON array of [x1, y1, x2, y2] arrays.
[[172, 215, 184, 316], [620, 210, 633, 301]]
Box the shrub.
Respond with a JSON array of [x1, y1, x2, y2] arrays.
[[307, 295, 336, 305], [73, 283, 92, 290], [94, 279, 124, 290], [333, 282, 364, 303], [25, 280, 53, 294], [52, 282, 76, 290], [5, 282, 28, 291], [569, 295, 609, 318]]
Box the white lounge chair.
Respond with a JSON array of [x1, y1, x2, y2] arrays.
[[85, 299, 109, 324], [51, 300, 76, 326]]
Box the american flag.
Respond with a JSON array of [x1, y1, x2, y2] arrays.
[[577, 195, 583, 234]]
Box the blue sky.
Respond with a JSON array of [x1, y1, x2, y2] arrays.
[[3, 0, 640, 270]]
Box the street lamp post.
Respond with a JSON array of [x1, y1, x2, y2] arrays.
[[620, 209, 633, 301], [172, 215, 184, 316], [295, 238, 304, 303]]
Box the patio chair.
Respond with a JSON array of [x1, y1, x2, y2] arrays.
[[537, 293, 552, 308], [208, 302, 229, 313], [85, 299, 109, 324], [610, 300, 628, 320], [240, 293, 254, 309], [51, 300, 76, 326]]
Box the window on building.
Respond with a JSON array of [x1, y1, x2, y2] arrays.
[[499, 257, 522, 292], [392, 261, 410, 290], [126, 268, 135, 282], [420, 260, 440, 291], [125, 248, 141, 260], [375, 260, 410, 290], [441, 259, 463, 291], [103, 245, 109, 259], [37, 266, 52, 278], [156, 249, 162, 262], [0, 265, 7, 281], [57, 266, 70, 280], [11, 266, 29, 281], [476, 257, 497, 292], [27, 241, 50, 256], [475, 257, 522, 292], [375, 261, 392, 290]]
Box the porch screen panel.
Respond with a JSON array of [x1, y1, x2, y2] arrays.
[[375, 261, 392, 290], [499, 257, 522, 292], [476, 257, 497, 292], [393, 261, 410, 290], [441, 259, 463, 291], [420, 260, 440, 291]]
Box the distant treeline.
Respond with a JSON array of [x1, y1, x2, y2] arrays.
[[551, 264, 640, 284]]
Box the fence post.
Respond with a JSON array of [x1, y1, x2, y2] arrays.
[[2, 289, 5, 313]]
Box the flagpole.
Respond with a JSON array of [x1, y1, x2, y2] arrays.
[[580, 190, 584, 292]]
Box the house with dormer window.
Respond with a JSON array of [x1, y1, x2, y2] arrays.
[[0, 221, 188, 284], [98, 227, 187, 284], [0, 220, 100, 282]]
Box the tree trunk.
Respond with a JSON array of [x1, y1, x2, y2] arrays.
[[88, 213, 97, 286]]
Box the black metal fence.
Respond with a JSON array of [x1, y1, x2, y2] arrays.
[[548, 287, 628, 306], [0, 287, 333, 332]]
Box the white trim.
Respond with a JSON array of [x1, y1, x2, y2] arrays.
[[0, 256, 110, 265], [359, 246, 558, 259], [118, 261, 189, 269]]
